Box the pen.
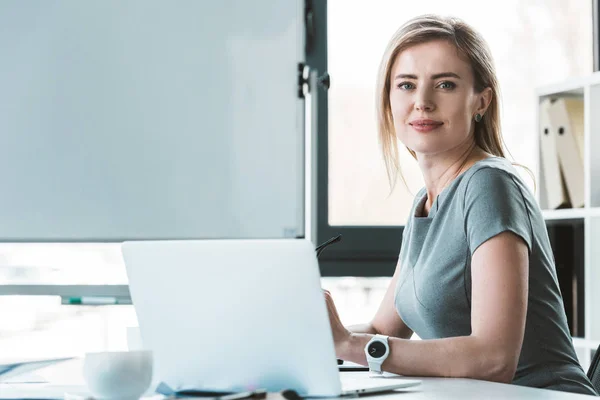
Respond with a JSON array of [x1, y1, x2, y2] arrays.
[[63, 296, 132, 305], [164, 389, 267, 400], [219, 389, 267, 400], [315, 234, 342, 258]]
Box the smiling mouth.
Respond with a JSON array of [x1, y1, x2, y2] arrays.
[[410, 122, 443, 126], [409, 120, 444, 132]]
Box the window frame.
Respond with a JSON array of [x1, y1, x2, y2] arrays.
[[307, 0, 400, 277], [0, 285, 129, 303], [314, 0, 599, 277]]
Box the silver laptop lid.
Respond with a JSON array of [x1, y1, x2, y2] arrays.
[[122, 239, 342, 397]]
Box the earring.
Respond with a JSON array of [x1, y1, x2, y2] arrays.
[[474, 113, 482, 122]]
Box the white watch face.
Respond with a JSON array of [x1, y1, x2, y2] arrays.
[[367, 340, 387, 358]]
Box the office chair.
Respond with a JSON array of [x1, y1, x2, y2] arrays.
[[588, 344, 600, 394]]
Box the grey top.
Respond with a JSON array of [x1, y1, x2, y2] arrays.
[[395, 157, 597, 396]]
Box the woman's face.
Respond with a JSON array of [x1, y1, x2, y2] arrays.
[[389, 39, 490, 157]]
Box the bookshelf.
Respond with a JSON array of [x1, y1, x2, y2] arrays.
[[536, 71, 600, 371]]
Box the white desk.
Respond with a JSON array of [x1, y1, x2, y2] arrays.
[[2, 362, 595, 400], [2, 377, 594, 400], [344, 374, 595, 399]]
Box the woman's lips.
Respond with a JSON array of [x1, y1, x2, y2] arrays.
[[409, 119, 443, 133]]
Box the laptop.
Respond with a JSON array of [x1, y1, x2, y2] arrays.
[[121, 239, 421, 397]]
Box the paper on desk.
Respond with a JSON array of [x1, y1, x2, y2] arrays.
[[0, 383, 170, 400], [0, 383, 90, 399], [0, 372, 47, 384], [0, 358, 74, 383]]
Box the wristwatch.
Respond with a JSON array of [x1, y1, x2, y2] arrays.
[[364, 334, 390, 375]]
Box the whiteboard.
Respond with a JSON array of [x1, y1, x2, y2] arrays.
[[0, 1, 305, 241]]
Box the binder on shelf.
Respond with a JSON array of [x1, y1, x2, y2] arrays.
[[562, 97, 585, 162], [548, 97, 585, 208], [539, 98, 570, 209]]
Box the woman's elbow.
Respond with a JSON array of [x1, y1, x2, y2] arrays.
[[485, 365, 516, 384], [477, 352, 517, 384]]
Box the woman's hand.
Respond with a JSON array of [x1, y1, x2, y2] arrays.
[[323, 289, 353, 358]]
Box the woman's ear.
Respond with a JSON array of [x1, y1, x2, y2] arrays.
[[476, 87, 493, 115]]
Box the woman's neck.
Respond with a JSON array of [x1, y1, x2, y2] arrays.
[[417, 141, 489, 214]]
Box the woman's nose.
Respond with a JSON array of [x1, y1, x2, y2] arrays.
[[414, 89, 435, 112], [415, 101, 434, 112]]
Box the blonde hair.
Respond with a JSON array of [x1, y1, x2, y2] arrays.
[[376, 14, 509, 189]]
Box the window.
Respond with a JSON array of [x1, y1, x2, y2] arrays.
[[317, 0, 594, 278]]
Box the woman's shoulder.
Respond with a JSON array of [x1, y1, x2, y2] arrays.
[[460, 156, 525, 191], [450, 156, 538, 212], [466, 156, 517, 176], [454, 159, 540, 223]]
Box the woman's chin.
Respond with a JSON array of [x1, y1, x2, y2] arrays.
[[405, 144, 447, 157]]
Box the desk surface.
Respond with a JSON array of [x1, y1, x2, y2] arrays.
[[356, 374, 595, 399], [2, 376, 594, 400], [2, 361, 594, 400]]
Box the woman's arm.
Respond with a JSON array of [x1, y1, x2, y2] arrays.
[[334, 231, 529, 383], [345, 260, 413, 339]]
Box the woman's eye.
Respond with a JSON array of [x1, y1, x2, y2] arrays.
[[438, 81, 456, 89], [397, 82, 414, 90]]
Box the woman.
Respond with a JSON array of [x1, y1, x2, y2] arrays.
[[325, 14, 597, 396]]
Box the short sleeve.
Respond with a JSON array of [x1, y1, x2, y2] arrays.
[[463, 167, 533, 256]]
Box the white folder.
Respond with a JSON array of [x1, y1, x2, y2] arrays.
[[539, 98, 569, 209], [548, 97, 585, 208], [562, 97, 585, 162]]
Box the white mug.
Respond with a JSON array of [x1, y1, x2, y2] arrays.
[[82, 350, 153, 400]]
